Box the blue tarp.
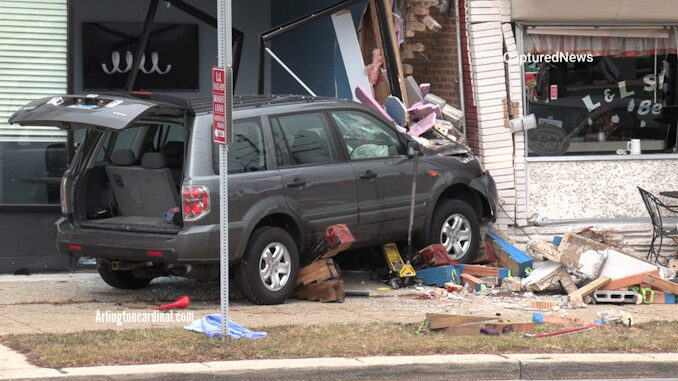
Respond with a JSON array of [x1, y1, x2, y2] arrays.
[[184, 314, 267, 339]]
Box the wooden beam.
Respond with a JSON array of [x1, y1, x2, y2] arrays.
[[600, 270, 660, 291], [294, 279, 345, 302], [460, 273, 487, 291], [569, 276, 611, 308], [643, 274, 678, 294], [426, 313, 495, 330], [484, 322, 535, 335]]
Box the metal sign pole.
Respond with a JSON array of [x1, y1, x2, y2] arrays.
[[217, 0, 232, 342]]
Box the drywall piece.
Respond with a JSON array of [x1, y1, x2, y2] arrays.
[[599, 248, 659, 280], [419, 83, 431, 97], [424, 93, 446, 108], [521, 261, 563, 292], [332, 10, 372, 102], [383, 96, 407, 126], [405, 76, 423, 106], [408, 112, 436, 137], [408, 101, 441, 121], [356, 84, 395, 123], [442, 104, 463, 126]]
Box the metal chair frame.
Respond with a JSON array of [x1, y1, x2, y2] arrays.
[[638, 187, 678, 266]]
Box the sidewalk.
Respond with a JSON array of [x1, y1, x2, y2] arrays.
[[2, 343, 677, 380]]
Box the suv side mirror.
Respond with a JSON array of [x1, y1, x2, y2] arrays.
[[406, 140, 420, 158]]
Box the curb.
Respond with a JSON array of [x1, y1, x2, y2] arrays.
[[2, 353, 678, 380]]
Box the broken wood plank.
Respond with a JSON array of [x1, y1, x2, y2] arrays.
[[460, 264, 509, 278], [600, 269, 661, 291], [558, 273, 578, 294], [460, 273, 487, 291], [442, 322, 486, 336], [294, 279, 345, 302], [380, 0, 409, 107], [484, 322, 535, 335], [643, 274, 678, 294], [426, 313, 495, 330], [501, 277, 522, 292], [568, 276, 611, 308], [297, 258, 339, 286]]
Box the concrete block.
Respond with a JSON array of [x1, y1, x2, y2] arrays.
[[591, 290, 641, 304]]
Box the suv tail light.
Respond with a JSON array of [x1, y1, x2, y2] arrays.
[[182, 185, 210, 222], [60, 177, 68, 214]]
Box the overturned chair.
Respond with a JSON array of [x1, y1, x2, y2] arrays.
[[638, 187, 678, 266]]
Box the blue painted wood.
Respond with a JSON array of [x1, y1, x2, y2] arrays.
[[416, 265, 460, 287]]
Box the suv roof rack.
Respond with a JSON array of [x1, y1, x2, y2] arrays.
[[189, 94, 341, 114]]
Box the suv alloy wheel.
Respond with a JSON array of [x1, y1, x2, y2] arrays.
[[236, 226, 299, 305]]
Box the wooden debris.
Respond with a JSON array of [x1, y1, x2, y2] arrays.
[[294, 279, 345, 302], [523, 262, 566, 292], [558, 273, 578, 294], [297, 258, 340, 286], [426, 313, 495, 330], [443, 322, 486, 336], [421, 15, 442, 32], [600, 269, 660, 291], [461, 264, 509, 278], [569, 276, 611, 308], [531, 300, 557, 309], [460, 273, 487, 291], [643, 274, 678, 294], [485, 322, 534, 335]]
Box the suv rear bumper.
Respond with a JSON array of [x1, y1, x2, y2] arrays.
[[56, 217, 246, 264]]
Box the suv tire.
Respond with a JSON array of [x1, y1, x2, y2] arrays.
[[97, 261, 152, 289], [236, 227, 299, 305], [429, 199, 480, 264]]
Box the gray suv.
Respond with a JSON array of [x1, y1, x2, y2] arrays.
[[10, 93, 498, 304]]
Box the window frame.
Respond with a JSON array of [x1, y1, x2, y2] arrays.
[[327, 108, 409, 162], [267, 110, 347, 169], [516, 22, 678, 161]]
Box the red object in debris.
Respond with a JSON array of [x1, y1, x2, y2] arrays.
[[155, 296, 190, 310], [421, 244, 459, 267]]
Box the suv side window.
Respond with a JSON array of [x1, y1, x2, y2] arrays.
[[212, 118, 267, 174], [330, 110, 405, 159], [271, 112, 340, 166]]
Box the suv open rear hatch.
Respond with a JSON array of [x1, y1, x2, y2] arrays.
[[8, 94, 187, 130]]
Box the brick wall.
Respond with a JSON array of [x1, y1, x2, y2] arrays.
[[405, 10, 461, 111]]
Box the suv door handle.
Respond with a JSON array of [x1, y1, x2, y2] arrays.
[[286, 178, 306, 188], [359, 170, 377, 180]]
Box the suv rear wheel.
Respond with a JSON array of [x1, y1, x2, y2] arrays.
[[429, 199, 480, 264], [236, 227, 299, 305], [97, 260, 152, 289]]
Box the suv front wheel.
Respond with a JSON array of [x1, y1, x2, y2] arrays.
[[429, 199, 480, 264], [236, 227, 299, 305]]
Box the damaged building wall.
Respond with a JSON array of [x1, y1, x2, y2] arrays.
[[406, 8, 461, 110], [458, 0, 525, 230]]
